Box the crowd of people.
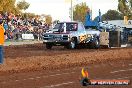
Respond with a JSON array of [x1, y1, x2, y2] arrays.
[[0, 12, 50, 40]]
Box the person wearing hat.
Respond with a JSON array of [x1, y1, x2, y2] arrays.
[[0, 19, 5, 64]]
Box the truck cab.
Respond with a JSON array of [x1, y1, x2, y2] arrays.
[[43, 22, 100, 49]]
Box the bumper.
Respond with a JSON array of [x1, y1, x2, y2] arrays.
[[43, 40, 70, 45]]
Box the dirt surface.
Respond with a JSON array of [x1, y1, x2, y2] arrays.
[[0, 43, 132, 88], [0, 43, 132, 74]]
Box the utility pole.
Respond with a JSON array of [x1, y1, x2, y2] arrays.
[[71, 0, 73, 21]]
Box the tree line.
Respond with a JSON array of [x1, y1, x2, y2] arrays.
[[73, 0, 132, 23], [0, 0, 131, 24], [0, 0, 29, 14]]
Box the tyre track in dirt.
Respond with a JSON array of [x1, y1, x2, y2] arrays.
[[0, 43, 132, 76], [0, 59, 132, 88]]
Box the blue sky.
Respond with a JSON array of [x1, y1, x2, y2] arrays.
[[16, 0, 118, 21]]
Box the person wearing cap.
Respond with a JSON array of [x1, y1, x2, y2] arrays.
[[0, 19, 5, 64]]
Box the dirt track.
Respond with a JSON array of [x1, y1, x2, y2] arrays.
[[0, 43, 132, 74], [0, 43, 132, 88], [1, 59, 132, 88]]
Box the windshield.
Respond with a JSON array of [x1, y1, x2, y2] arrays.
[[53, 23, 78, 32], [53, 23, 64, 29]]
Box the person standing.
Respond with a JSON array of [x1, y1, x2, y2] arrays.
[[0, 19, 5, 64]]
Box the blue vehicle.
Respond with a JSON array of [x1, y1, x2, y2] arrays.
[[84, 9, 101, 30]]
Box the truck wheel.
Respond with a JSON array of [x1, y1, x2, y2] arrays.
[[68, 39, 76, 49], [94, 38, 100, 49], [89, 38, 100, 49], [46, 43, 52, 49]]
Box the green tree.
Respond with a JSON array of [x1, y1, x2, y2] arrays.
[[45, 15, 52, 25], [118, 0, 132, 19], [26, 13, 36, 19], [17, 0, 30, 11], [0, 0, 16, 13], [73, 2, 89, 23], [101, 10, 123, 21], [13, 7, 21, 15], [130, 0, 132, 7]]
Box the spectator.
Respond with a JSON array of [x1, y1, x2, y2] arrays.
[[0, 12, 48, 40], [3, 21, 8, 30], [0, 19, 5, 64]]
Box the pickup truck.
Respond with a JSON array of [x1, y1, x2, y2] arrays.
[[43, 22, 100, 49]]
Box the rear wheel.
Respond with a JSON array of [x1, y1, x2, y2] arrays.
[[94, 38, 100, 49], [46, 43, 52, 49], [89, 38, 100, 49]]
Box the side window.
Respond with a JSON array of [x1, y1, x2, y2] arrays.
[[73, 23, 78, 31], [66, 23, 78, 31]]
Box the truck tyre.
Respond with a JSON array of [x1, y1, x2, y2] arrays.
[[89, 38, 100, 49], [46, 43, 52, 49], [68, 39, 76, 49], [93, 38, 100, 49]]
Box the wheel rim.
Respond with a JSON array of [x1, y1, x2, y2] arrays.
[[95, 39, 100, 48], [71, 41, 75, 48], [96, 40, 99, 45]]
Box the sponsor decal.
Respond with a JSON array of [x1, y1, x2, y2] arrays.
[[80, 68, 130, 86]]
